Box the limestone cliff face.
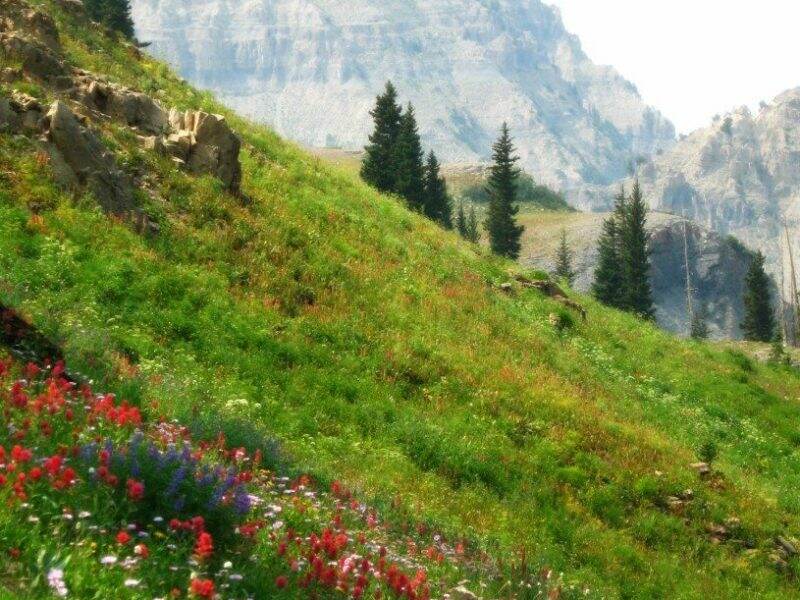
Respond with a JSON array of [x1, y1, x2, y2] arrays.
[[522, 212, 761, 339], [130, 0, 674, 192], [628, 89, 800, 297]]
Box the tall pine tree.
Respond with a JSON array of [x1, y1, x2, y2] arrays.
[[85, 0, 135, 38], [466, 206, 480, 243], [393, 104, 426, 211], [485, 123, 524, 259], [592, 188, 626, 308], [554, 229, 576, 286], [423, 151, 453, 229], [456, 202, 468, 239], [741, 251, 777, 342], [360, 82, 403, 194], [620, 180, 655, 319]]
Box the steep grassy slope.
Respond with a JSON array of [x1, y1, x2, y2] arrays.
[[4, 2, 800, 598]]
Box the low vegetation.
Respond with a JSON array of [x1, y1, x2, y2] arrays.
[[1, 1, 800, 598]]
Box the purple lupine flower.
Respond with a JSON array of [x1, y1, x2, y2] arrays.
[[165, 465, 188, 498], [233, 486, 251, 515]]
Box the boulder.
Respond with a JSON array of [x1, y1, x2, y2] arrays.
[[1, 67, 21, 83], [0, 2, 60, 51], [71, 77, 169, 134], [164, 108, 241, 193], [0, 90, 43, 133], [0, 33, 67, 83], [188, 111, 241, 192], [44, 100, 135, 214], [450, 585, 479, 600], [0, 98, 19, 132], [22, 8, 61, 51], [164, 131, 192, 160], [776, 536, 798, 557]]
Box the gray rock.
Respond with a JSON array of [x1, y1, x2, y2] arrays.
[[166, 109, 241, 193], [450, 585, 479, 600], [522, 211, 765, 339], [0, 98, 20, 132], [691, 462, 711, 477], [44, 100, 135, 214], [71, 77, 169, 134], [776, 536, 798, 557], [630, 89, 800, 311], [0, 33, 66, 82]]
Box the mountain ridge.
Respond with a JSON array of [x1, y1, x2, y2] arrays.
[[130, 0, 675, 193]]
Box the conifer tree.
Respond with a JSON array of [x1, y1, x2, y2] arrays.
[[423, 151, 453, 229], [554, 229, 576, 286], [741, 251, 777, 342], [466, 206, 480, 243], [456, 202, 468, 239], [393, 104, 426, 211], [620, 180, 655, 319], [361, 82, 403, 194], [592, 189, 626, 308], [85, 0, 135, 38], [690, 310, 710, 340], [485, 123, 524, 259]]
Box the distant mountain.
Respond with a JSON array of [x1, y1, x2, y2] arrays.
[[130, 0, 675, 192], [630, 89, 800, 299]]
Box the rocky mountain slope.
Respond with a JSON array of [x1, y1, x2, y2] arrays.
[[521, 211, 760, 339], [7, 1, 800, 598], [130, 0, 675, 192], [629, 89, 800, 297]]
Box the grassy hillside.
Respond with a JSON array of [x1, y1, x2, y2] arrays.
[[3, 2, 800, 598]]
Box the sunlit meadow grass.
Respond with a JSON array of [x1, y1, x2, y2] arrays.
[[2, 2, 800, 598]]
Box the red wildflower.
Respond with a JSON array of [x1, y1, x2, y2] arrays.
[[116, 530, 132, 545], [194, 532, 214, 560], [134, 543, 149, 559], [24, 362, 40, 380], [43, 455, 62, 476], [11, 445, 32, 463], [189, 578, 215, 599], [126, 478, 145, 501], [275, 576, 288, 589]]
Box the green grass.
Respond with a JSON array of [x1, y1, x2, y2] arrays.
[[3, 2, 800, 598]]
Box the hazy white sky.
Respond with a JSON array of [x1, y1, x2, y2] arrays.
[[548, 1, 800, 134]]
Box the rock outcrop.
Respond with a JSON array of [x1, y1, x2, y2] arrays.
[[522, 212, 765, 339], [131, 0, 674, 193], [0, 0, 243, 203], [71, 74, 170, 135], [162, 108, 241, 193], [628, 89, 800, 301], [44, 100, 136, 214]]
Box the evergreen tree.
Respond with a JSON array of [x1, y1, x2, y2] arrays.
[[360, 82, 403, 194], [554, 229, 576, 286], [620, 180, 655, 319], [690, 309, 710, 340], [741, 251, 777, 342], [423, 151, 453, 229], [456, 202, 468, 239], [393, 104, 426, 211], [770, 332, 790, 365], [85, 0, 135, 38], [466, 206, 480, 243], [592, 188, 626, 308], [484, 123, 524, 259]]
